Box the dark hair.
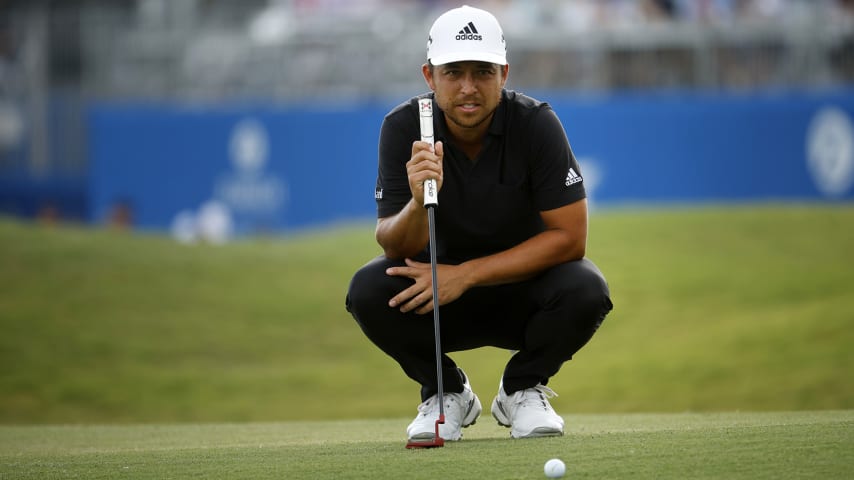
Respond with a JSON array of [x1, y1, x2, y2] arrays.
[[428, 60, 505, 73]]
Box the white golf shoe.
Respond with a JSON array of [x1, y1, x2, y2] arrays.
[[406, 373, 482, 442], [491, 383, 565, 438]]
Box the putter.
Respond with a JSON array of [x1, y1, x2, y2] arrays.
[[406, 98, 444, 449]]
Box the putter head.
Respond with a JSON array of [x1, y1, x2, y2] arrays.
[[405, 414, 445, 449]]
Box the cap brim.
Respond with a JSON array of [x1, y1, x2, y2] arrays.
[[429, 52, 507, 66]]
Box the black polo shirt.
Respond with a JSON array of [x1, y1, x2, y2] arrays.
[[375, 89, 586, 263]]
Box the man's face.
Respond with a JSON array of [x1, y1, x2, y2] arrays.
[[423, 61, 509, 134]]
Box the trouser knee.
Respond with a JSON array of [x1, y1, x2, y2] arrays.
[[502, 259, 613, 391], [549, 258, 611, 327], [525, 258, 612, 356], [346, 256, 434, 355], [345, 255, 464, 399], [346, 256, 402, 326]]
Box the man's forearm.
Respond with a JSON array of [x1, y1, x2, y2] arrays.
[[376, 199, 430, 259], [460, 227, 585, 289]]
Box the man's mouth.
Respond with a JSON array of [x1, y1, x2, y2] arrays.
[[457, 103, 480, 113]]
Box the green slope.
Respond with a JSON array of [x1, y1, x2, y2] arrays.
[[1, 204, 852, 424]]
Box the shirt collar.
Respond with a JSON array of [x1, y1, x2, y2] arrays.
[[488, 89, 509, 136]]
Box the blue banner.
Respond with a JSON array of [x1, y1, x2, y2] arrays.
[[546, 90, 854, 207], [87, 90, 854, 237], [88, 102, 388, 238]]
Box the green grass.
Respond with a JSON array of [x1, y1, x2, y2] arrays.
[[1, 411, 852, 479], [1, 204, 853, 425]]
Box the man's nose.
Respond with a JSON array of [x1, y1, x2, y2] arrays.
[[459, 73, 477, 94]]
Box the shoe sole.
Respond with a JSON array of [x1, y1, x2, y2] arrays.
[[491, 396, 512, 427], [514, 427, 564, 438]]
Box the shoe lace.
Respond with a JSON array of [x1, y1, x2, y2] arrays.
[[416, 397, 440, 415], [512, 384, 558, 410], [416, 393, 462, 416]]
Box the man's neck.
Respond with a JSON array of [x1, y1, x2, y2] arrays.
[[445, 113, 494, 161]]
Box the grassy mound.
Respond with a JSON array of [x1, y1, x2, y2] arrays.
[[1, 204, 852, 424]]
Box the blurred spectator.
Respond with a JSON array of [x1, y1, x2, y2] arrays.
[[1, 0, 853, 110], [107, 200, 134, 231]]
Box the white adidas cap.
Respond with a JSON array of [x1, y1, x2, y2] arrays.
[[427, 5, 507, 66]]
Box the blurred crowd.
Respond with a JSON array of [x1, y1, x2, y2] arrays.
[[0, 0, 852, 101], [251, 0, 854, 29]]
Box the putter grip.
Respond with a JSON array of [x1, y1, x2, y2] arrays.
[[418, 98, 438, 207]]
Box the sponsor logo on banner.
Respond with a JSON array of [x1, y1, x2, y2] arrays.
[[807, 106, 854, 197]]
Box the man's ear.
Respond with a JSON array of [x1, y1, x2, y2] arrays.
[[501, 64, 510, 86], [422, 63, 436, 90]]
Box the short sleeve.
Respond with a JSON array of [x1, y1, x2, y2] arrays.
[[376, 102, 420, 218], [527, 106, 586, 211]]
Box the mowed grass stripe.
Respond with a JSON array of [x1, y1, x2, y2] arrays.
[[1, 411, 851, 479]]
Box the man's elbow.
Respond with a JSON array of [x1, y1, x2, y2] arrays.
[[376, 234, 419, 260], [381, 246, 409, 260], [376, 234, 401, 260], [566, 242, 586, 262], [563, 235, 587, 262]]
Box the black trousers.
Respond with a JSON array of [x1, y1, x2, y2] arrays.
[[346, 255, 613, 402]]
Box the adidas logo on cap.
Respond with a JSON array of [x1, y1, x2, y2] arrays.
[[456, 21, 482, 41], [427, 5, 507, 66]]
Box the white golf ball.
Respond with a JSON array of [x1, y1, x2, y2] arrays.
[[544, 458, 566, 478]]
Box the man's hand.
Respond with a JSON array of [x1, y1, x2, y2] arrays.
[[407, 141, 444, 205], [386, 258, 470, 314], [375, 141, 445, 260]]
